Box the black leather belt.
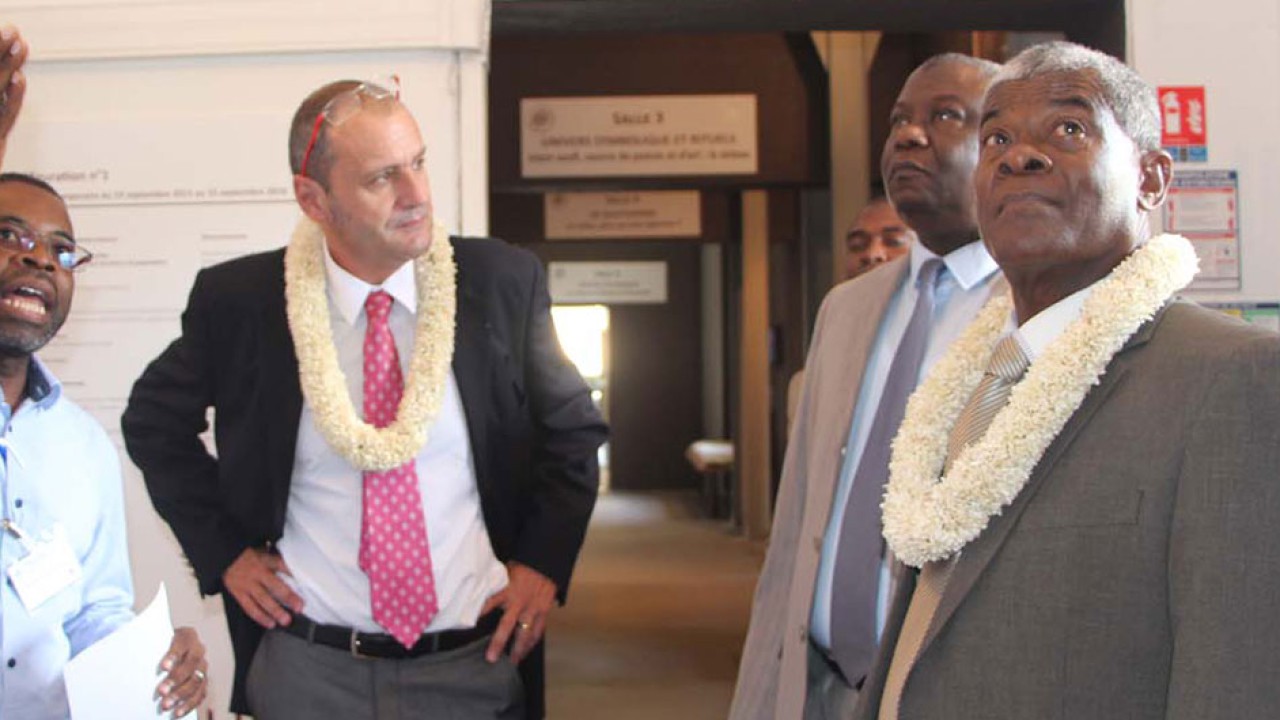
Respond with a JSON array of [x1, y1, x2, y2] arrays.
[[282, 610, 501, 659]]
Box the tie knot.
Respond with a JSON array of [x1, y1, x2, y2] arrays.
[[986, 335, 1030, 382], [365, 290, 393, 325], [916, 258, 944, 293]]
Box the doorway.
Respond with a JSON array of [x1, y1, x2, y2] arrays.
[[551, 304, 612, 490]]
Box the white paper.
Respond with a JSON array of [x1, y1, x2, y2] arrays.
[[63, 584, 195, 720]]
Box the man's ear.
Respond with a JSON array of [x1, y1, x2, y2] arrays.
[[293, 174, 330, 224], [1137, 149, 1173, 211]]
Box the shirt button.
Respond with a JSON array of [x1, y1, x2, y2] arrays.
[[813, 536, 822, 552], [798, 625, 808, 641], [6, 658, 14, 668], [13, 499, 21, 509], [840, 445, 847, 457]]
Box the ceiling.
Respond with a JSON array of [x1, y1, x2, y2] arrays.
[[492, 0, 1121, 35]]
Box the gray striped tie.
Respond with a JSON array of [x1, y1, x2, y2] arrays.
[[944, 335, 1030, 473], [878, 333, 1030, 720]]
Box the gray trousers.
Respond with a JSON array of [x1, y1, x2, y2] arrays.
[[246, 628, 525, 720], [804, 641, 859, 720]]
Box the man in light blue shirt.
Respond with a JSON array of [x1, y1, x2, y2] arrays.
[[0, 36, 208, 717], [731, 53, 1004, 720], [0, 172, 209, 720]]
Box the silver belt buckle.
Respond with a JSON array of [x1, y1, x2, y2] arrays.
[[349, 630, 371, 660]]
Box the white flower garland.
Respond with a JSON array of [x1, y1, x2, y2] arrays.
[[882, 235, 1199, 567], [284, 216, 456, 471]]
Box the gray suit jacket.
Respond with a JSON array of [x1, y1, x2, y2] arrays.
[[730, 255, 1001, 720], [854, 301, 1280, 720]]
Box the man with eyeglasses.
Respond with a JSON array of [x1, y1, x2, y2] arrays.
[[0, 26, 209, 720], [123, 77, 607, 719]]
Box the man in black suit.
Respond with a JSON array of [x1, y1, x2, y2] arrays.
[[123, 78, 607, 719]]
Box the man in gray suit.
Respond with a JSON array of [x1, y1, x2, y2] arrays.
[[731, 54, 1002, 720], [858, 41, 1280, 720]]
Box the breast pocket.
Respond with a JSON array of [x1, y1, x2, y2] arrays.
[[1020, 488, 1144, 530]]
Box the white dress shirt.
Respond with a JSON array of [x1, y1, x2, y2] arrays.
[[1011, 283, 1095, 360], [278, 244, 508, 634], [811, 240, 1001, 651]]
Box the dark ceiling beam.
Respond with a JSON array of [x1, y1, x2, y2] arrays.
[[493, 0, 1115, 35]]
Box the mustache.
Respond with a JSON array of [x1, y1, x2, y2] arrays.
[[389, 206, 429, 229]]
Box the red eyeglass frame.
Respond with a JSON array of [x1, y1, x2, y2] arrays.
[[298, 76, 401, 178]]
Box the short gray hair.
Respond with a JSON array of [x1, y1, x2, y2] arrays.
[[991, 41, 1160, 152]]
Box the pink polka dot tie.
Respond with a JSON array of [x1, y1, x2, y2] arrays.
[[359, 290, 438, 647]]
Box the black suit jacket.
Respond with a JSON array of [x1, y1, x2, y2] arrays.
[[122, 237, 607, 716]]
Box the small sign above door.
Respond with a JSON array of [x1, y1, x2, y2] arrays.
[[548, 261, 668, 304], [545, 191, 701, 240]]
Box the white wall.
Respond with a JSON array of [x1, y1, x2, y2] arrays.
[[7, 2, 490, 716], [1129, 0, 1280, 303]]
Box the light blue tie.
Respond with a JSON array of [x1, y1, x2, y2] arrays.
[[829, 258, 944, 686]]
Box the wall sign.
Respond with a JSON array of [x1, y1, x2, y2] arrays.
[[1165, 169, 1240, 291], [545, 191, 701, 240], [548, 261, 668, 304], [521, 94, 757, 178], [1159, 86, 1208, 162]]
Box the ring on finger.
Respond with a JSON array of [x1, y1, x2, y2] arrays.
[[517, 620, 532, 631], [193, 669, 207, 683]]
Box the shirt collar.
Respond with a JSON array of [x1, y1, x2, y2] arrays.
[[907, 239, 1000, 291], [1010, 282, 1097, 361], [26, 356, 61, 408], [2, 356, 62, 423], [322, 240, 417, 325]]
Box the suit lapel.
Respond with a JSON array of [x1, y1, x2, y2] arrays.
[[449, 240, 493, 490], [918, 303, 1170, 653], [263, 253, 303, 529], [859, 563, 918, 714], [821, 260, 908, 484]]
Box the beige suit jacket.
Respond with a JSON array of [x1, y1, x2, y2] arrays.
[[730, 255, 1000, 720], [854, 302, 1280, 720]]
